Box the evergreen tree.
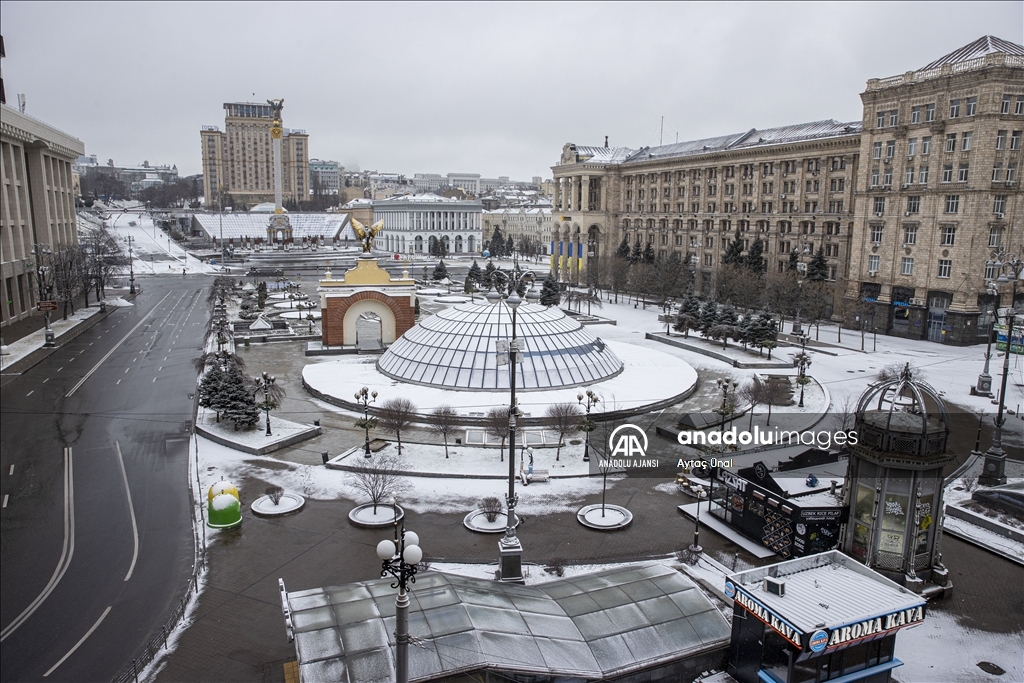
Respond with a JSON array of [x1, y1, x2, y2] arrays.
[[432, 259, 449, 281], [642, 242, 655, 264], [737, 314, 755, 348], [221, 361, 260, 430], [256, 281, 268, 309], [718, 303, 738, 326], [198, 364, 226, 421], [506, 235, 515, 257], [482, 261, 497, 290], [429, 236, 440, 256], [467, 259, 482, 284], [722, 238, 745, 266], [489, 227, 505, 257], [745, 239, 766, 273], [539, 275, 561, 306], [807, 247, 829, 281], [787, 250, 800, 271], [698, 301, 719, 334], [630, 240, 643, 264], [616, 236, 631, 260], [684, 295, 703, 318]]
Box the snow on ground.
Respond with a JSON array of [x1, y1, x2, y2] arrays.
[[302, 339, 698, 416], [195, 435, 611, 518], [195, 407, 317, 450], [103, 211, 211, 276], [0, 304, 105, 367]]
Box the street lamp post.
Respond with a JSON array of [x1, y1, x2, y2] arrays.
[[792, 278, 805, 335], [490, 264, 535, 583], [376, 502, 422, 683], [254, 371, 276, 436], [980, 251, 1023, 485], [355, 386, 378, 457], [125, 235, 136, 295], [32, 244, 55, 347], [715, 378, 738, 432], [577, 389, 599, 462], [795, 335, 812, 408], [975, 315, 995, 396]]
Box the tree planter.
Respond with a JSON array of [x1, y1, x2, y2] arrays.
[[576, 504, 633, 530], [251, 492, 305, 517], [348, 503, 404, 528], [463, 510, 520, 533]]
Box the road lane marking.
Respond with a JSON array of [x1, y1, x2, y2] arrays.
[[26, 390, 33, 396], [124, 368, 129, 373], [1, 495, 7, 508], [42, 606, 112, 677], [0, 448, 74, 642], [152, 377, 157, 382], [57, 367, 63, 372], [115, 442, 139, 582], [116, 379, 121, 385], [65, 291, 172, 398], [42, 378, 49, 383], [8, 465, 13, 475]]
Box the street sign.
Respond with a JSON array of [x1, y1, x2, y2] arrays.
[[37, 301, 58, 311]]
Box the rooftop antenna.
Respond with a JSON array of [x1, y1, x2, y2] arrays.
[[604, 135, 608, 148], [660, 116, 664, 146]]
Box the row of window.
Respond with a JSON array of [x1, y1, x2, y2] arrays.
[[623, 157, 848, 186], [871, 223, 1004, 248], [867, 254, 954, 279], [623, 218, 844, 235], [876, 94, 1024, 129], [873, 130, 1023, 161], [872, 193, 1009, 216]]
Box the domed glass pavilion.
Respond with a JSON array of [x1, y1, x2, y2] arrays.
[[376, 299, 624, 391]]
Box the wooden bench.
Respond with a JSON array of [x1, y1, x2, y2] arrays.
[[528, 468, 550, 483]]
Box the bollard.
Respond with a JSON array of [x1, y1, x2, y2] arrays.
[[321, 452, 329, 465]]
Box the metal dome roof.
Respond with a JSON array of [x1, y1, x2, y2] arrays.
[[376, 299, 624, 391], [854, 364, 949, 458]]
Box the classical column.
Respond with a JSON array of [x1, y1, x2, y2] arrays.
[[553, 177, 561, 211], [581, 175, 591, 212], [599, 178, 607, 212]]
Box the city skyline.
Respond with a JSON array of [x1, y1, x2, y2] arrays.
[[1, 1, 1020, 182]]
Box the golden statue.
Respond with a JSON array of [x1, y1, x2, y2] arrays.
[[351, 218, 384, 253]]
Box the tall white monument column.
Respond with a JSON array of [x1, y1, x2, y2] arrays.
[[267, 98, 293, 246]]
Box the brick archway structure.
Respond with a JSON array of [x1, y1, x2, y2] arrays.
[[322, 290, 415, 347]]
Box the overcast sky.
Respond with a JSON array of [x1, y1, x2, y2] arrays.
[[2, 2, 1021, 182]]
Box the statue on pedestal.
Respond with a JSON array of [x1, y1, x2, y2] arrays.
[[351, 218, 384, 254]]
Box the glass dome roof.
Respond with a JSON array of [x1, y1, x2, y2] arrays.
[[376, 299, 624, 391]]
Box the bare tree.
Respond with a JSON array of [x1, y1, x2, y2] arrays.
[[545, 402, 582, 461], [51, 243, 85, 320], [479, 496, 503, 523], [378, 397, 417, 455], [761, 379, 790, 426], [484, 407, 521, 461], [430, 405, 460, 458], [877, 362, 922, 382], [738, 377, 766, 430], [714, 264, 750, 306], [763, 269, 800, 327], [350, 453, 410, 514], [82, 225, 128, 302]]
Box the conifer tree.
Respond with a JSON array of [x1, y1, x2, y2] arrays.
[[698, 301, 719, 334], [616, 236, 631, 260], [482, 261, 497, 290], [642, 242, 655, 264], [467, 259, 482, 284], [723, 238, 745, 266], [718, 303, 739, 326], [745, 239, 766, 273], [788, 250, 800, 271], [539, 275, 561, 306], [432, 259, 449, 281], [807, 247, 829, 281], [221, 361, 260, 430], [630, 240, 643, 264]]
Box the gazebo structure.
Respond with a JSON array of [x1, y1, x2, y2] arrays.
[[841, 365, 954, 597]]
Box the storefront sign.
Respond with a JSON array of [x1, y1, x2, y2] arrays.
[[809, 629, 829, 652], [716, 469, 747, 493], [824, 605, 925, 649], [799, 508, 845, 521], [733, 588, 803, 647]]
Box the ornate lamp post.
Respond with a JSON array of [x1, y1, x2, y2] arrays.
[[794, 335, 812, 408], [125, 235, 136, 295], [32, 244, 55, 347], [376, 501, 422, 683], [715, 378, 738, 432], [792, 278, 805, 335], [254, 371, 276, 436], [355, 386, 378, 457], [980, 250, 1023, 485], [490, 264, 535, 583], [577, 389, 599, 462]]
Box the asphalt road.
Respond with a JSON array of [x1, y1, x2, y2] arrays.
[[1, 277, 210, 682]]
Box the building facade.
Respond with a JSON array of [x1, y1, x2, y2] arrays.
[[200, 102, 309, 210], [552, 124, 861, 291], [481, 206, 552, 256], [1, 103, 85, 328], [308, 158, 342, 194], [371, 193, 482, 256], [850, 37, 1024, 344], [552, 36, 1024, 344]]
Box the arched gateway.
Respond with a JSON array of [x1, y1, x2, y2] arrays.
[[319, 257, 416, 347]]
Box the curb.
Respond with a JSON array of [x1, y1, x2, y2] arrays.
[[194, 422, 321, 455], [1, 307, 113, 384]]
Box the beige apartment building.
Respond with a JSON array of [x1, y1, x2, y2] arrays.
[[481, 207, 553, 257], [201, 102, 309, 210], [1, 103, 85, 328], [551, 36, 1023, 345]]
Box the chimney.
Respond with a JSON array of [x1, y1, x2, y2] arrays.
[[604, 135, 609, 148]]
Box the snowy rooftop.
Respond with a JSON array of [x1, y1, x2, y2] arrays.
[[373, 193, 479, 206], [377, 299, 623, 391], [284, 562, 730, 682], [191, 212, 353, 240], [727, 550, 925, 634], [920, 35, 1024, 70]]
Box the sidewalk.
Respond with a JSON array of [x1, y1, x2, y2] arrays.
[[1, 302, 115, 383]]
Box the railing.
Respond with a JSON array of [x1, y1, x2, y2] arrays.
[[867, 53, 1023, 91]]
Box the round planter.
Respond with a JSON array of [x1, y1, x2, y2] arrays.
[[348, 503, 404, 528], [463, 509, 520, 534], [576, 504, 633, 530], [251, 492, 305, 517]]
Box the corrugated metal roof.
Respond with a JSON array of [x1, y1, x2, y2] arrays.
[[616, 120, 860, 165], [574, 146, 637, 165], [921, 35, 1024, 70], [192, 213, 353, 240], [728, 550, 924, 633]]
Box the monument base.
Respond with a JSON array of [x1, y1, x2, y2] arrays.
[[497, 537, 524, 584]]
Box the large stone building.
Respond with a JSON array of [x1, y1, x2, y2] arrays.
[[552, 36, 1024, 345], [371, 193, 482, 256], [200, 102, 309, 210], [481, 206, 553, 256], [1, 73, 85, 329], [308, 158, 342, 194]]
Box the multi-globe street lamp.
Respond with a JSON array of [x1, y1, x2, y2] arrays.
[[355, 386, 378, 457], [489, 264, 535, 583], [980, 250, 1023, 485], [254, 371, 276, 436], [125, 235, 136, 295], [577, 389, 599, 462], [795, 335, 812, 408], [31, 244, 56, 346], [715, 378, 738, 432], [375, 501, 423, 683]]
